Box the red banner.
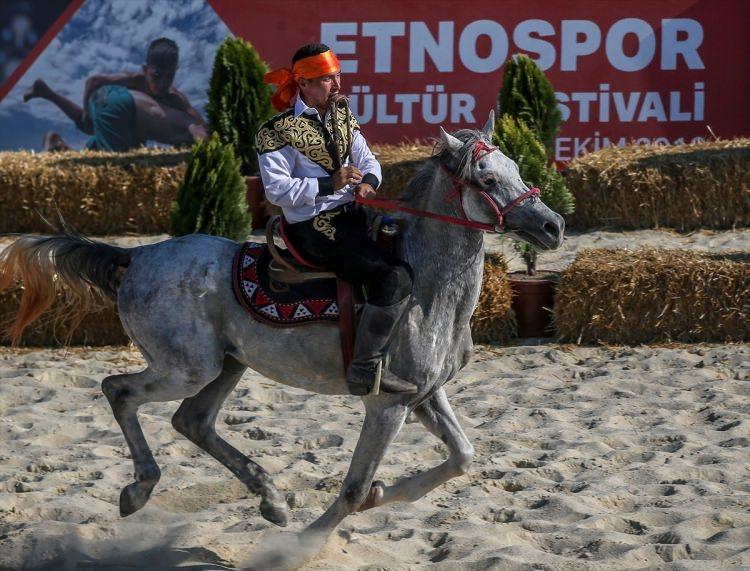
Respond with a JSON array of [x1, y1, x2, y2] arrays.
[[210, 0, 750, 161]]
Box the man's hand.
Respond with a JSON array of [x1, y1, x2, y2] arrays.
[[332, 166, 362, 190], [354, 183, 376, 198]]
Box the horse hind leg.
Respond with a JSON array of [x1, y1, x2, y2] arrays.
[[358, 387, 474, 511], [102, 365, 220, 517], [171, 355, 288, 527]]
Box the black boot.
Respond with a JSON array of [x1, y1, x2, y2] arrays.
[[346, 297, 418, 395]]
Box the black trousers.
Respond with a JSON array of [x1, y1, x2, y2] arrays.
[[284, 203, 413, 307]]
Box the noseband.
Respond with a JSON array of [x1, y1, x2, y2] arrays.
[[441, 139, 540, 232], [356, 138, 540, 232]]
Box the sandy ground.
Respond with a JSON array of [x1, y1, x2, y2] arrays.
[[0, 343, 748, 570], [0, 229, 749, 570]]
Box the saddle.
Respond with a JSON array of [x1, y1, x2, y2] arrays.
[[231, 216, 357, 371], [232, 215, 402, 373]]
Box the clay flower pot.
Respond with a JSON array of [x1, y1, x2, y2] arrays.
[[508, 270, 559, 338]]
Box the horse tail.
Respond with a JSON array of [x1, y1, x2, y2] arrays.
[[0, 233, 131, 345]]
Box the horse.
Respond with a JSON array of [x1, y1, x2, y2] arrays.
[[0, 111, 563, 544]]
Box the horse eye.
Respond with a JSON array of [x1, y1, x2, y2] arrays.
[[478, 161, 486, 169]]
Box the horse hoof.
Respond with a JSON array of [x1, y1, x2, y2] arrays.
[[358, 480, 385, 511], [260, 497, 288, 527], [119, 481, 155, 517]]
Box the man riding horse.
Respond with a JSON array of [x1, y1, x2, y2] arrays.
[[258, 43, 417, 396]]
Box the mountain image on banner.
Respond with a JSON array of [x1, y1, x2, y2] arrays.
[[0, 0, 231, 151]]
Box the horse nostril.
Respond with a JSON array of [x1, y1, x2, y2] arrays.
[[543, 221, 557, 237]]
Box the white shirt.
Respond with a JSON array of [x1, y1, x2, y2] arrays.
[[256, 96, 382, 223]]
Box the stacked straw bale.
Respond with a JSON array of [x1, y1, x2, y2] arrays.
[[0, 148, 188, 235], [16, 139, 750, 236], [555, 248, 750, 344], [372, 143, 433, 199], [0, 146, 433, 233], [564, 139, 750, 231], [0, 286, 128, 346], [471, 252, 517, 343]]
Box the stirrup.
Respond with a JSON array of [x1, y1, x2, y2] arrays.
[[347, 360, 418, 396], [372, 361, 382, 395]]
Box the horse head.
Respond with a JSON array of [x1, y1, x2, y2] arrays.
[[437, 111, 564, 250]]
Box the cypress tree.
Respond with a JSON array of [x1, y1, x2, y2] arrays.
[[170, 132, 251, 241], [494, 114, 574, 275], [494, 114, 574, 217], [498, 54, 562, 157], [206, 37, 273, 176]]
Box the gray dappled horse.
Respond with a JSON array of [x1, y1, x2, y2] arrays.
[[0, 112, 563, 541]]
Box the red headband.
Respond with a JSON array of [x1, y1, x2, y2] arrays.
[[264, 50, 341, 111]]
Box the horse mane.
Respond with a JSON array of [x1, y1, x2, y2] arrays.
[[400, 128, 489, 203]]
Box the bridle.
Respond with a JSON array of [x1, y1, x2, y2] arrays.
[[356, 137, 540, 232]]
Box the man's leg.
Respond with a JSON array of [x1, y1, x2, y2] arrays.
[[24, 79, 92, 134], [344, 262, 414, 395], [86, 85, 139, 151], [285, 205, 416, 395]]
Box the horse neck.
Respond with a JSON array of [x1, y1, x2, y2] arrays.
[[401, 170, 485, 324]]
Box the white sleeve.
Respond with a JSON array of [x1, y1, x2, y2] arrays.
[[258, 146, 320, 208], [349, 130, 382, 189]]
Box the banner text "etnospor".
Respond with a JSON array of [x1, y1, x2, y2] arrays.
[[322, 19, 704, 74]]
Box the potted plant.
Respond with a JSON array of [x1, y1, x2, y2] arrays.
[[206, 36, 274, 231], [495, 56, 575, 336]]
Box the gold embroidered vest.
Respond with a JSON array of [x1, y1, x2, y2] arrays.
[[255, 106, 360, 174]]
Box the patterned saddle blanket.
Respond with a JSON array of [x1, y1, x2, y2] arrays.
[[232, 242, 342, 326]]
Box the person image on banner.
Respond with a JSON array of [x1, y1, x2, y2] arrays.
[[23, 37, 207, 151]]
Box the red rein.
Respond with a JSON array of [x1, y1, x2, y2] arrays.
[[356, 140, 540, 232]]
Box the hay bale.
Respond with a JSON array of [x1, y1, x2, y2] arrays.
[[471, 252, 517, 343], [0, 286, 128, 347], [555, 248, 750, 344], [0, 148, 188, 235], [372, 143, 433, 199], [564, 139, 750, 231], [0, 144, 434, 234], [9, 136, 633, 235]]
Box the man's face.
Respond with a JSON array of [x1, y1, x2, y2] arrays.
[[298, 72, 341, 111], [143, 64, 176, 97]]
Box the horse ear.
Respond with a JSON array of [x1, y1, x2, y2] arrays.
[[439, 127, 463, 154], [482, 110, 495, 136]]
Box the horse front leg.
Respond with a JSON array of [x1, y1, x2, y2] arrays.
[[358, 387, 474, 511], [306, 398, 408, 535]]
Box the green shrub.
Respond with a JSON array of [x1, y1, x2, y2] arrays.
[[495, 114, 574, 217], [206, 37, 273, 176], [498, 54, 562, 157], [170, 133, 250, 241], [495, 114, 574, 275]]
